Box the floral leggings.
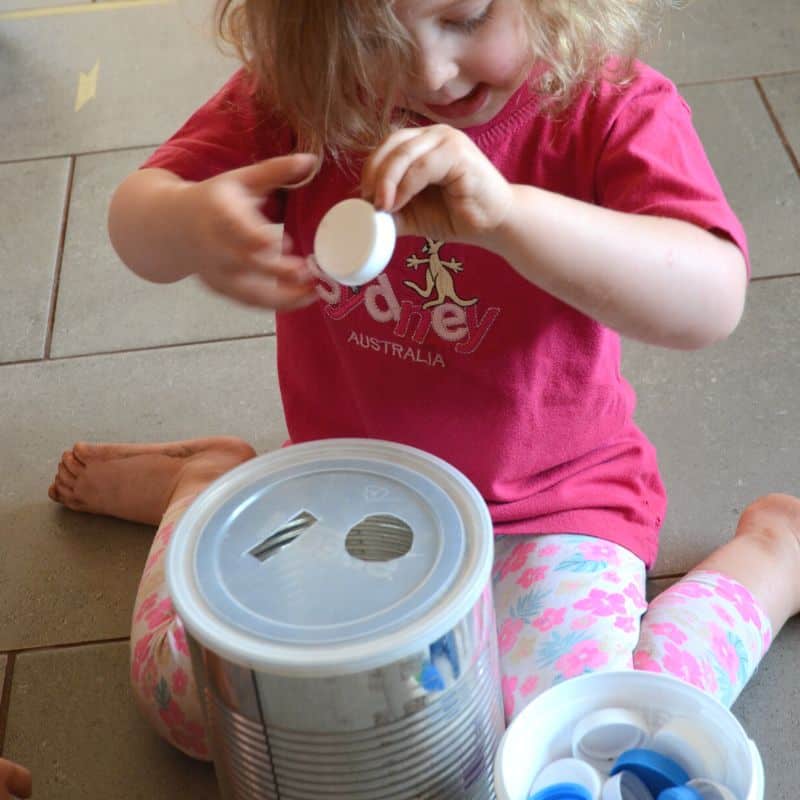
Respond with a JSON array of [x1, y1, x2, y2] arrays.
[[130, 500, 773, 759]]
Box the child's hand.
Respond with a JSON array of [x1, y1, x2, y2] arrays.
[[361, 125, 513, 245], [174, 153, 319, 310], [0, 758, 32, 799]]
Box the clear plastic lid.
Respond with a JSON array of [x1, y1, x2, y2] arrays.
[[166, 439, 493, 676]]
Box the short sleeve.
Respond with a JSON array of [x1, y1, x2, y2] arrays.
[[141, 68, 296, 221], [595, 74, 750, 275]]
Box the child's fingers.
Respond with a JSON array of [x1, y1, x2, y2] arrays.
[[227, 272, 319, 311], [371, 131, 448, 212], [391, 141, 461, 213], [362, 128, 429, 205], [0, 760, 32, 798], [235, 153, 319, 195]]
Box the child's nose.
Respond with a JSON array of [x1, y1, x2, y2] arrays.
[[414, 46, 459, 95]]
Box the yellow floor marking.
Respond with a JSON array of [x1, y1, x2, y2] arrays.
[[0, 0, 172, 22], [75, 58, 99, 111]]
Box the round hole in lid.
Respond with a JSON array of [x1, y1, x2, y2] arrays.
[[345, 514, 413, 561]]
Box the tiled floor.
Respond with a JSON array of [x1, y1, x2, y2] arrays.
[[1, 1, 798, 798]]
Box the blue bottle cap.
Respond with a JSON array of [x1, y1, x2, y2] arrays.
[[610, 749, 690, 796], [657, 788, 704, 800], [529, 783, 593, 800]]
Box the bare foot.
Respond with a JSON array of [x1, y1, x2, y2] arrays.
[[48, 436, 256, 525]]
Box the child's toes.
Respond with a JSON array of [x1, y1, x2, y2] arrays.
[[48, 482, 60, 502], [63, 449, 83, 477], [57, 460, 76, 487]]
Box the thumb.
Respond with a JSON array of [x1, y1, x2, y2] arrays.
[[236, 153, 319, 195], [4, 762, 32, 798]]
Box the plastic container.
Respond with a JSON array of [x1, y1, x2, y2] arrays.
[[167, 438, 503, 799], [494, 671, 762, 800], [314, 198, 396, 286]]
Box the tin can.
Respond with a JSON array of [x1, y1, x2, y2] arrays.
[[167, 439, 504, 799]]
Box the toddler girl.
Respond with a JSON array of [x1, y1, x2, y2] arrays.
[[49, 0, 800, 759]]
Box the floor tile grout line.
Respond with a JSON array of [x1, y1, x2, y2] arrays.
[[0, 272, 798, 369], [0, 331, 277, 367], [753, 77, 800, 180], [43, 156, 76, 360], [0, 653, 15, 755], [0, 69, 798, 167], [0, 142, 162, 168], [0, 636, 130, 660], [675, 68, 800, 89]]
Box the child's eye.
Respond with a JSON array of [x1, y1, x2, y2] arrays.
[[443, 1, 494, 34]]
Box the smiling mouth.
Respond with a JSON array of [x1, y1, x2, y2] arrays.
[[422, 83, 490, 119]]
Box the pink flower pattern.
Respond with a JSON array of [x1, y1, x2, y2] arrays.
[[502, 676, 518, 718], [649, 622, 688, 645], [579, 542, 620, 564], [714, 577, 763, 626], [517, 566, 549, 588], [171, 668, 189, 696], [520, 676, 539, 697], [498, 618, 524, 655], [573, 589, 627, 617], [661, 642, 704, 689], [614, 616, 636, 633], [497, 542, 537, 580], [555, 641, 608, 678], [533, 607, 566, 632], [633, 650, 663, 673]]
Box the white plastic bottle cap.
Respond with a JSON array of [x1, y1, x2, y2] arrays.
[[572, 708, 650, 772], [530, 758, 604, 799], [685, 778, 740, 800], [650, 717, 725, 781], [601, 772, 655, 800], [313, 198, 396, 286]]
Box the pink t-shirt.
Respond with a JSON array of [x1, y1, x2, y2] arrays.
[[143, 64, 748, 566]]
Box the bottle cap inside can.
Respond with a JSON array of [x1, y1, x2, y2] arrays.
[[610, 749, 690, 797], [685, 778, 739, 800], [572, 707, 650, 770], [528, 783, 593, 800], [656, 787, 704, 799], [529, 758, 603, 799], [601, 771, 655, 800]]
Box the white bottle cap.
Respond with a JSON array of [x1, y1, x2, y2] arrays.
[[650, 717, 725, 781], [313, 198, 396, 286], [601, 772, 655, 800], [685, 778, 739, 800], [572, 708, 650, 772], [530, 758, 604, 799]]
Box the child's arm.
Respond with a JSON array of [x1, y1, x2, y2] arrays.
[[487, 184, 747, 350], [108, 154, 319, 311], [363, 125, 747, 350], [0, 757, 32, 800]]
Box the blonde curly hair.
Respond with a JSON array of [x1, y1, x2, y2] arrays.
[[216, 0, 671, 160]]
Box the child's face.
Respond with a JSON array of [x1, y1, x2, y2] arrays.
[[392, 0, 532, 128]]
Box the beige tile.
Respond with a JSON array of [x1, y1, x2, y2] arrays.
[[681, 80, 800, 279], [4, 642, 219, 799], [0, 337, 287, 651], [732, 618, 800, 800], [0, 159, 70, 364], [648, 0, 800, 84], [51, 148, 274, 357], [761, 73, 800, 168], [0, 0, 237, 161], [0, 0, 82, 11], [623, 276, 800, 577]]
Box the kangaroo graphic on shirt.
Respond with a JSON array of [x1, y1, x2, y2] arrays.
[[404, 239, 478, 309]]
